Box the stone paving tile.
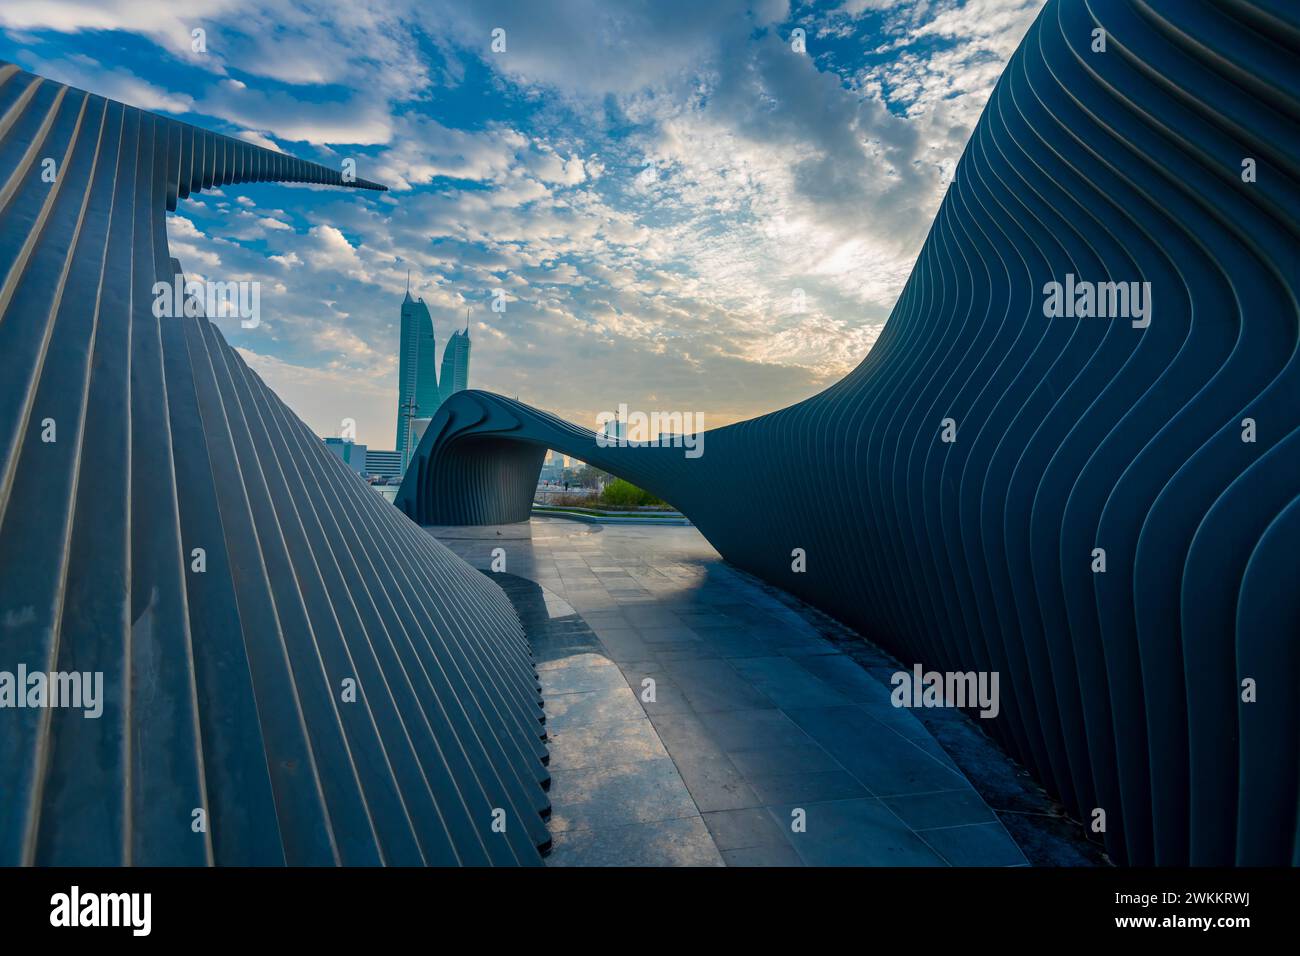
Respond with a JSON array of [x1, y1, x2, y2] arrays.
[[543, 685, 645, 732], [669, 753, 762, 812], [636, 625, 702, 646], [853, 693, 933, 740], [580, 610, 630, 627], [692, 707, 817, 750], [548, 816, 724, 867], [437, 523, 1047, 868], [545, 716, 669, 771], [702, 807, 794, 851], [617, 662, 691, 715], [769, 799, 948, 866], [675, 611, 740, 628], [591, 627, 654, 662], [916, 821, 1027, 867], [785, 705, 970, 796], [659, 658, 775, 713], [547, 758, 699, 833], [647, 711, 728, 761], [794, 653, 896, 702], [767, 637, 841, 659], [536, 655, 628, 694], [881, 788, 997, 829], [912, 736, 961, 771], [726, 742, 843, 777], [745, 769, 870, 805], [623, 607, 685, 627], [691, 627, 775, 659], [530, 634, 605, 665], [651, 644, 721, 663], [729, 656, 853, 709], [722, 844, 804, 866]]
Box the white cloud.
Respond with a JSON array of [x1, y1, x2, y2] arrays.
[[236, 347, 395, 447], [114, 0, 1046, 435], [19, 52, 194, 113]]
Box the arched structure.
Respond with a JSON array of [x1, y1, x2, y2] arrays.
[[399, 0, 1300, 865], [0, 60, 550, 865]]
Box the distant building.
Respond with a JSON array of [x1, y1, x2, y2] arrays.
[[439, 323, 471, 405], [395, 278, 440, 471], [366, 449, 403, 481], [395, 285, 474, 474], [541, 450, 565, 482], [324, 437, 367, 475]]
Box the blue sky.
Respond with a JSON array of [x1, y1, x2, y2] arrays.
[[0, 0, 1041, 449]]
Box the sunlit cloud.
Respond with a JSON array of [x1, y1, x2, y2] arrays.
[[0, 0, 1042, 448]]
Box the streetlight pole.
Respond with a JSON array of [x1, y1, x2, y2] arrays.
[[401, 396, 419, 474]]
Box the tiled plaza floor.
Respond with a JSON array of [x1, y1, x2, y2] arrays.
[[428, 518, 1042, 867]]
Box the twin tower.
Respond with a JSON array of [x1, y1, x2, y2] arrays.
[[395, 281, 471, 468]]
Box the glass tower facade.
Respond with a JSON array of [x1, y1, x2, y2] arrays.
[[395, 288, 440, 469], [439, 326, 472, 406]]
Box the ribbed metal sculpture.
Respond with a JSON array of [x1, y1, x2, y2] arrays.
[[400, 0, 1300, 866], [0, 60, 550, 865]]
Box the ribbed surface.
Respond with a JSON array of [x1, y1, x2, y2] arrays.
[[0, 61, 549, 865], [400, 0, 1300, 866]]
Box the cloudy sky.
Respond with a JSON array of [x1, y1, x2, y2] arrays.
[[0, 0, 1041, 449]]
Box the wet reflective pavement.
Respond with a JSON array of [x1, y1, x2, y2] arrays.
[[428, 518, 1074, 867]]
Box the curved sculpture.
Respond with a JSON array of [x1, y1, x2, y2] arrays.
[[0, 61, 550, 865], [400, 0, 1300, 866]]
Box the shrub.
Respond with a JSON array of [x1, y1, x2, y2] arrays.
[[600, 479, 664, 508]]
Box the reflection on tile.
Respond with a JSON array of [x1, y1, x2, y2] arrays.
[[435, 522, 1042, 868]]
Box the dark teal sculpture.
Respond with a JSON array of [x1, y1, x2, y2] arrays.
[[0, 59, 550, 865]]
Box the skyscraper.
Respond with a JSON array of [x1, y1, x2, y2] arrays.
[[395, 275, 440, 469], [439, 312, 472, 405]]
